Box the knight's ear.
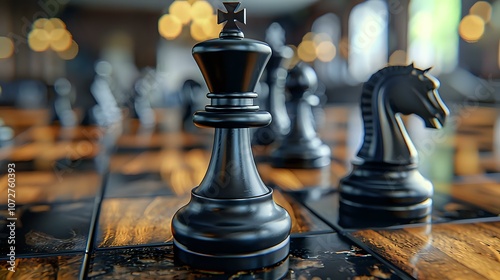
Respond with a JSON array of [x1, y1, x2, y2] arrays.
[[423, 67, 432, 73], [408, 62, 414, 68]]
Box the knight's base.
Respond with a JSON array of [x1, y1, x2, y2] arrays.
[[173, 237, 290, 272], [339, 161, 433, 227], [339, 198, 432, 228]]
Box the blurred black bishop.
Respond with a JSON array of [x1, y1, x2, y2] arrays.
[[171, 2, 292, 273]]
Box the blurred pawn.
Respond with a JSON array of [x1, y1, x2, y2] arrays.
[[252, 22, 292, 146], [271, 62, 331, 169], [50, 78, 77, 127], [131, 67, 157, 128], [90, 60, 122, 127]]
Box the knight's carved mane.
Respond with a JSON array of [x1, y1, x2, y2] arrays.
[[358, 65, 415, 157]]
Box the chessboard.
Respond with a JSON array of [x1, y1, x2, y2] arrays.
[[1, 102, 499, 279]]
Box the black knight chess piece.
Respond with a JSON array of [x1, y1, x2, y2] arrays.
[[171, 2, 291, 272], [252, 22, 292, 146], [271, 62, 331, 169], [338, 64, 449, 227]]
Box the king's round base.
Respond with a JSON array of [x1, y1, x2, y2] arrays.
[[172, 189, 291, 271], [173, 237, 290, 272]]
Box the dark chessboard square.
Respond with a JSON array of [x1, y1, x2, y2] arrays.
[[88, 233, 402, 279], [88, 245, 289, 279], [289, 233, 402, 279], [0, 253, 82, 279], [0, 201, 94, 257], [104, 172, 173, 198], [273, 188, 333, 235]]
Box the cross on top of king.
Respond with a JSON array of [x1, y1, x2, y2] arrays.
[[217, 2, 246, 38]]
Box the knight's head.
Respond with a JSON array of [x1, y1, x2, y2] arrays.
[[389, 64, 449, 129]]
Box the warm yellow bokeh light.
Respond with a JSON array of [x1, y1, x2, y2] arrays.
[[43, 20, 56, 32], [313, 33, 331, 45], [459, 15, 485, 42], [28, 29, 50, 52], [470, 1, 492, 23], [190, 21, 208, 41], [169, 1, 192, 25], [191, 1, 213, 22], [50, 18, 66, 29], [302, 32, 315, 42], [210, 14, 222, 38], [498, 40, 500, 69], [388, 49, 407, 65], [196, 14, 221, 39], [158, 14, 183, 40], [57, 40, 79, 60], [339, 36, 349, 58], [50, 29, 72, 51], [297, 40, 317, 62], [0, 37, 14, 59], [33, 18, 48, 29], [316, 41, 336, 62]]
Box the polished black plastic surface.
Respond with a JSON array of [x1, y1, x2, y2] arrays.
[[171, 2, 292, 271], [271, 62, 331, 168], [339, 65, 450, 226]]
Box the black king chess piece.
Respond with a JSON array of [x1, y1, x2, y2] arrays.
[[271, 62, 331, 168], [252, 23, 292, 146], [339, 64, 449, 227], [171, 2, 291, 271]]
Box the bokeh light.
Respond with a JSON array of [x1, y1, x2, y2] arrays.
[[0, 36, 14, 59], [158, 14, 183, 40], [313, 33, 331, 45], [459, 14, 485, 42], [297, 40, 316, 62], [190, 21, 207, 41], [169, 1, 192, 25], [50, 29, 72, 51], [302, 32, 315, 42], [470, 1, 492, 23], [316, 41, 336, 62], [29, 18, 77, 55], [28, 29, 51, 52], [33, 18, 49, 29], [43, 20, 56, 32], [57, 40, 79, 60], [191, 1, 212, 22], [50, 18, 66, 29], [339, 36, 349, 59]]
